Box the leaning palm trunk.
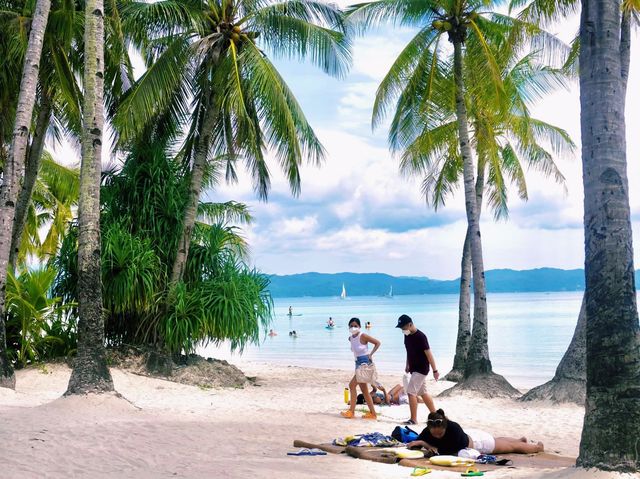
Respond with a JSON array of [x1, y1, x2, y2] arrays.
[[576, 0, 640, 471], [441, 39, 518, 398], [169, 100, 217, 287], [445, 166, 485, 382], [9, 94, 52, 269], [520, 296, 586, 404], [66, 0, 113, 394], [0, 0, 51, 390]]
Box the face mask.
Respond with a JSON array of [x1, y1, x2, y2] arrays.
[[402, 329, 411, 336], [349, 327, 360, 334]]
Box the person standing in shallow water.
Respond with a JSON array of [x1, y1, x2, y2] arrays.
[[396, 314, 439, 425], [341, 317, 381, 420]]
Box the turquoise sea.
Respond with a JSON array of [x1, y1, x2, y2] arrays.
[[201, 291, 588, 390]]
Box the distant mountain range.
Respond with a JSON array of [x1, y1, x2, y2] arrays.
[[267, 268, 640, 298]]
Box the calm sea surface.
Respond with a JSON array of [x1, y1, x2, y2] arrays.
[[201, 291, 592, 389]]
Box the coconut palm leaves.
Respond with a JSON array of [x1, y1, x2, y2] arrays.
[[390, 41, 574, 219], [115, 0, 350, 285]]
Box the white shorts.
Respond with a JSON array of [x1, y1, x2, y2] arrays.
[[465, 429, 495, 454], [404, 372, 428, 396]]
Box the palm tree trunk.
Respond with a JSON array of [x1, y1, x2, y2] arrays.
[[66, 0, 113, 394], [520, 296, 586, 404], [169, 102, 217, 286], [0, 0, 51, 390], [451, 40, 489, 376], [9, 94, 52, 270], [445, 164, 485, 382], [577, 0, 640, 471], [438, 39, 519, 398]]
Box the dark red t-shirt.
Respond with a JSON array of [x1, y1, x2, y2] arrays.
[[404, 329, 430, 375]]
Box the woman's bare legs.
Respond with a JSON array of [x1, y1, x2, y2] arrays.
[[348, 376, 358, 413], [493, 437, 544, 454], [359, 382, 376, 416]]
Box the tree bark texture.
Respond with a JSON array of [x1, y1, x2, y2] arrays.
[[577, 0, 640, 471], [9, 94, 52, 269], [0, 0, 51, 390], [445, 166, 485, 382], [66, 0, 113, 394], [520, 296, 586, 404], [169, 100, 217, 286], [452, 41, 491, 378]]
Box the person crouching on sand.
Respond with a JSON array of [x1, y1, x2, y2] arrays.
[[407, 409, 544, 456], [396, 314, 439, 425], [341, 317, 380, 420]]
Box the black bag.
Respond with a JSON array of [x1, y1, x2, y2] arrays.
[[391, 425, 419, 443]]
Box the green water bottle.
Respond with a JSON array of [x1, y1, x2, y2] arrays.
[[343, 387, 349, 404]]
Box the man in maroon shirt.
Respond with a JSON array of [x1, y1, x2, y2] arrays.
[[396, 314, 439, 425]]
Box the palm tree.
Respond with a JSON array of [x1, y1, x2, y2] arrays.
[[14, 153, 80, 265], [0, 0, 51, 390], [115, 0, 351, 288], [65, 0, 114, 395], [348, 0, 564, 394], [575, 0, 640, 471], [385, 42, 573, 383]]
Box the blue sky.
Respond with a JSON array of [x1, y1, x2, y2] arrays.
[[53, 11, 640, 280]]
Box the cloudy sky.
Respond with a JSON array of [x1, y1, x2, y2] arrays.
[[54, 10, 640, 280]]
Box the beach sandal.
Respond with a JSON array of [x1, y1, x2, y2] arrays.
[[461, 466, 484, 477], [410, 467, 432, 476], [362, 412, 377, 420], [340, 410, 355, 419], [495, 459, 512, 466], [403, 419, 417, 425], [287, 448, 327, 456]]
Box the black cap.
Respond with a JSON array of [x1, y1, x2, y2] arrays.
[[396, 314, 413, 328]]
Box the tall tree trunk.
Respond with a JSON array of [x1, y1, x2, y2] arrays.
[[9, 94, 52, 270], [169, 101, 217, 287], [66, 0, 113, 394], [577, 0, 640, 471], [445, 165, 485, 382], [440, 39, 518, 398], [0, 0, 51, 390], [520, 296, 586, 404]]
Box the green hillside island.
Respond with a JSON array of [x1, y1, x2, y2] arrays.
[[267, 268, 640, 298]]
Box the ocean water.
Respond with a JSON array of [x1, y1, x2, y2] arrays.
[[200, 291, 587, 390]]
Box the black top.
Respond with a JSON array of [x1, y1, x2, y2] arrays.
[[417, 421, 469, 455], [404, 329, 431, 375]]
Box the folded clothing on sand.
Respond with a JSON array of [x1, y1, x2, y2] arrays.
[[333, 433, 402, 447]]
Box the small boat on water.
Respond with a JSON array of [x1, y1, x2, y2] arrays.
[[340, 283, 347, 300]]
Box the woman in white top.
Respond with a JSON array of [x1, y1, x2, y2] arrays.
[[341, 317, 381, 420]]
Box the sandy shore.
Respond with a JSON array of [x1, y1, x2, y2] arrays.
[[0, 360, 635, 479]]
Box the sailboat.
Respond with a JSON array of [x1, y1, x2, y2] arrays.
[[340, 283, 347, 300], [387, 285, 394, 298]]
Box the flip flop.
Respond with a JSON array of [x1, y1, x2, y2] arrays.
[[461, 466, 484, 477], [287, 448, 327, 456], [495, 459, 512, 466], [410, 467, 432, 476]]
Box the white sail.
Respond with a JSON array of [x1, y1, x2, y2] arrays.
[[340, 283, 347, 299], [389, 286, 393, 297]]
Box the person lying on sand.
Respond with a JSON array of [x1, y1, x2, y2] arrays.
[[356, 383, 424, 406], [407, 409, 544, 456]]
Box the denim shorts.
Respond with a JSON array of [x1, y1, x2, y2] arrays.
[[355, 355, 370, 369]]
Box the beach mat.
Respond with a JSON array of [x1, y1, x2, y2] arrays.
[[293, 439, 576, 471], [399, 452, 576, 471], [345, 445, 399, 464], [292, 440, 345, 455]]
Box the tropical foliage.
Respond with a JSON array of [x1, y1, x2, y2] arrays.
[[5, 267, 75, 368], [52, 140, 273, 357]]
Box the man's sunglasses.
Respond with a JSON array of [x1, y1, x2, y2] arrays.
[[427, 419, 444, 427]]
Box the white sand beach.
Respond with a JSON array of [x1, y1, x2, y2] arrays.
[[0, 361, 635, 479]]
